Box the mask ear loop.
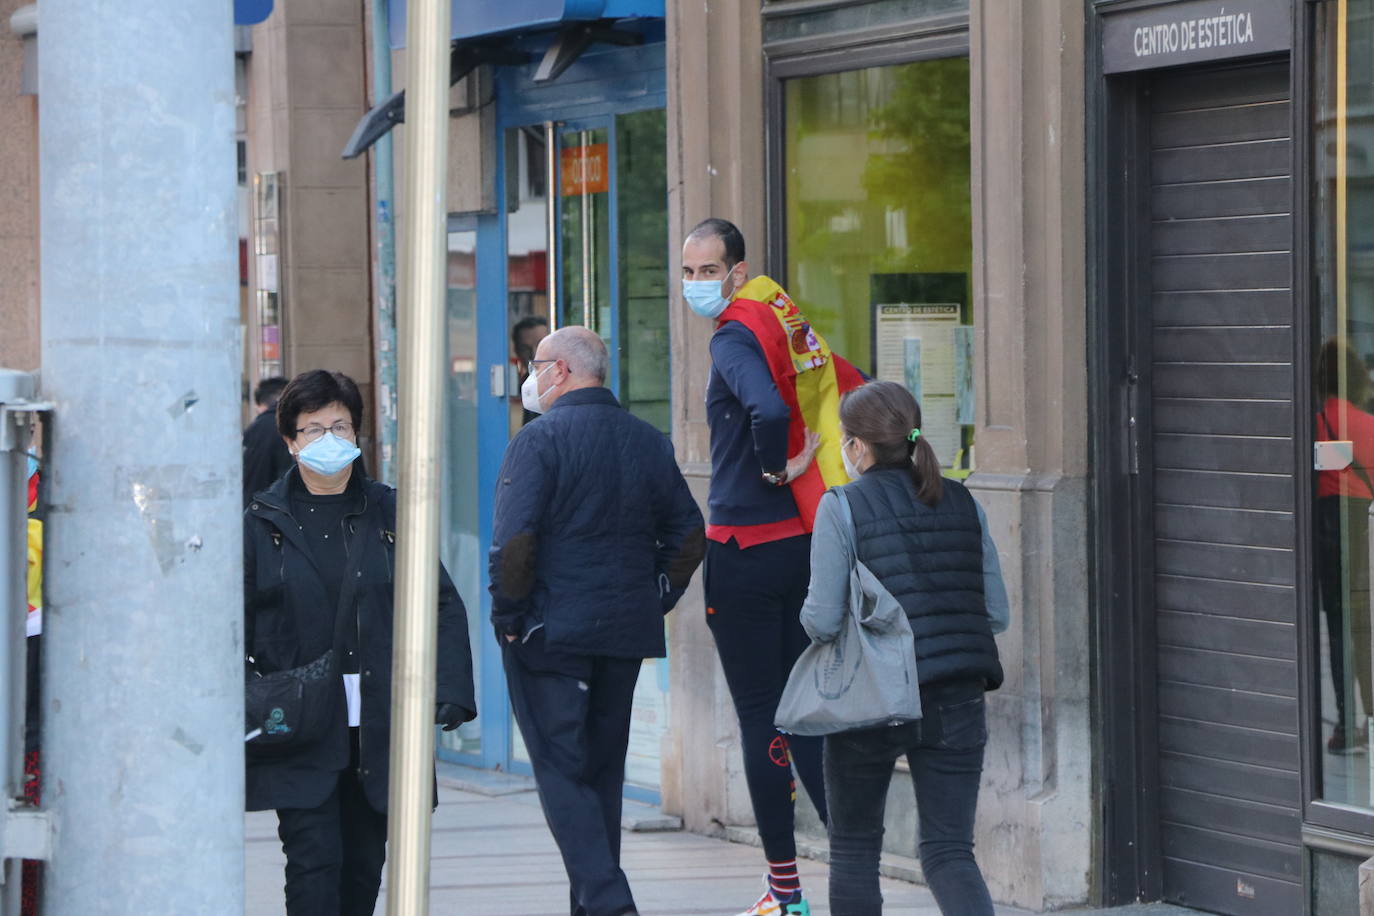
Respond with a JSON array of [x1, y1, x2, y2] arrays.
[[721, 265, 741, 301]]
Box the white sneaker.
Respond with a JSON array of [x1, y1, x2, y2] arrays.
[[736, 877, 811, 916]]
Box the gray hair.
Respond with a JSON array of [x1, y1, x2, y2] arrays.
[[544, 326, 608, 383]]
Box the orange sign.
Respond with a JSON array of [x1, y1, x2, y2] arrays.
[[560, 143, 609, 196]]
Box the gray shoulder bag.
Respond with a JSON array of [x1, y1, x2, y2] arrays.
[[774, 488, 923, 736]]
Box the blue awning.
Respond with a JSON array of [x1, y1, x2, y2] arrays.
[[234, 0, 273, 26], [386, 0, 663, 49], [343, 0, 662, 159]]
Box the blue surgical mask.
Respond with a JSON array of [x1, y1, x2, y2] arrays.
[[682, 271, 738, 319], [295, 432, 360, 476]]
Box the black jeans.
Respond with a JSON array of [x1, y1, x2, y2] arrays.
[[503, 630, 642, 916], [705, 535, 828, 862], [1317, 495, 1373, 730], [823, 679, 993, 916], [275, 731, 388, 916]]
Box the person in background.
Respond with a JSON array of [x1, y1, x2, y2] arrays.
[[680, 217, 865, 916], [511, 315, 552, 426], [243, 375, 293, 507], [1315, 338, 1374, 754], [22, 445, 42, 916], [244, 370, 475, 916], [490, 326, 704, 916], [800, 380, 1007, 916]]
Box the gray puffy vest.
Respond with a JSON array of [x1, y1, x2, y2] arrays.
[[843, 468, 1003, 689]]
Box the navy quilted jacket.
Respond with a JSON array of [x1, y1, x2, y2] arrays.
[[488, 386, 706, 658]]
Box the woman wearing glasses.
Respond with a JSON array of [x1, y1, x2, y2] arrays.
[[243, 369, 475, 916]]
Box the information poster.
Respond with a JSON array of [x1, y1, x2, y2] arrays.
[[874, 303, 961, 465]]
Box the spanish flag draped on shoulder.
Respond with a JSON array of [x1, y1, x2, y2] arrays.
[[717, 275, 865, 531]]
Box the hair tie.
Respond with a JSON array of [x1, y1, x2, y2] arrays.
[[907, 428, 921, 442]]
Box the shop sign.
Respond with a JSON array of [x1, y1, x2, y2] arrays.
[[1102, 0, 1291, 74], [560, 143, 609, 196]]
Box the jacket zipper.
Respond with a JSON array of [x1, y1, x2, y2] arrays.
[[346, 492, 368, 783]]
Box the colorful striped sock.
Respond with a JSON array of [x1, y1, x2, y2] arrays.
[[768, 858, 801, 901]]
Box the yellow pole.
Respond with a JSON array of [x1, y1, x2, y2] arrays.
[[386, 0, 450, 910], [1337, 0, 1349, 343]]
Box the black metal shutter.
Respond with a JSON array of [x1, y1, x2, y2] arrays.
[[1147, 62, 1301, 915]]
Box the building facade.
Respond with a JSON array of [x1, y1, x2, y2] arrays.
[[387, 0, 1095, 909], [398, 0, 1374, 911], [8, 0, 1374, 911]]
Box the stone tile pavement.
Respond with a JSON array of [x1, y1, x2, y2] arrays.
[[244, 764, 1196, 915]]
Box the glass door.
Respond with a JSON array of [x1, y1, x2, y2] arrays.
[[437, 225, 483, 759]]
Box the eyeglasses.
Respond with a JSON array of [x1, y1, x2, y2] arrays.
[[295, 421, 354, 443], [527, 359, 558, 377]]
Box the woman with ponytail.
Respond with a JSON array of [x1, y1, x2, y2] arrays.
[[799, 380, 1009, 915]]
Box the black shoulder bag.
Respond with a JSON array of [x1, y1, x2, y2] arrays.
[[245, 523, 367, 753]]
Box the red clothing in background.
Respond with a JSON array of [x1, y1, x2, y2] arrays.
[[1318, 396, 1374, 500]]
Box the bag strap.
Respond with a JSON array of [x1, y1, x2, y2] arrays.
[[831, 487, 859, 566]]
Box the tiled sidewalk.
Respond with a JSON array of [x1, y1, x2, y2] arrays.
[[244, 764, 1187, 915]]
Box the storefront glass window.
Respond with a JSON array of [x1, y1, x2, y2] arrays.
[[784, 57, 974, 472], [439, 228, 481, 757], [252, 172, 284, 380], [1313, 0, 1374, 805], [616, 108, 671, 434]]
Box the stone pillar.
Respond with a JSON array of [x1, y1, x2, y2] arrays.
[[245, 0, 373, 394], [968, 0, 1091, 908], [661, 0, 766, 834]]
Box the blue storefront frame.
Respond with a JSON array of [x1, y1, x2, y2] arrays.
[[434, 33, 667, 808]]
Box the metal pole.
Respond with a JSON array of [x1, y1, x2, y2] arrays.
[[0, 370, 43, 916], [545, 120, 559, 329], [370, 0, 400, 486], [0, 385, 20, 916], [581, 129, 593, 332], [386, 0, 450, 910], [0, 373, 33, 809], [38, 1, 243, 912]]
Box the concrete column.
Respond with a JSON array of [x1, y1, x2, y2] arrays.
[[39, 2, 244, 911], [968, 0, 1091, 909], [662, 0, 767, 832]]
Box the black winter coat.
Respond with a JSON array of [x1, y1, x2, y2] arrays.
[[489, 387, 706, 658], [244, 468, 475, 812], [241, 408, 293, 508]]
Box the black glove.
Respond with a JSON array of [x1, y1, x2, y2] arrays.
[[435, 702, 472, 731]]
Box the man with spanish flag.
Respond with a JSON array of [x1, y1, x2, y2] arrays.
[[681, 218, 864, 916]]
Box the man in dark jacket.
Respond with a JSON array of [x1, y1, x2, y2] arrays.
[[242, 375, 293, 506], [490, 326, 705, 916], [244, 369, 475, 916], [681, 218, 865, 915]]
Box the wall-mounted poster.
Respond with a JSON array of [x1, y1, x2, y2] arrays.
[[870, 273, 970, 469]]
